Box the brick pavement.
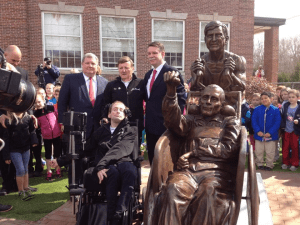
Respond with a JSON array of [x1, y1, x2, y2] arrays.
[[0, 162, 299, 225]]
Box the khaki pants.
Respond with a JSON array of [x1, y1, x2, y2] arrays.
[[255, 140, 275, 169]]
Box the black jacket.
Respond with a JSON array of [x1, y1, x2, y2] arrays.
[[2, 114, 38, 160], [280, 101, 300, 135], [101, 74, 145, 130], [86, 119, 137, 172]]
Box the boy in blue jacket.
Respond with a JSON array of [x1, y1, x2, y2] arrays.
[[252, 92, 281, 171]]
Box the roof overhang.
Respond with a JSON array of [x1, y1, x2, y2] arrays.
[[254, 16, 286, 34]]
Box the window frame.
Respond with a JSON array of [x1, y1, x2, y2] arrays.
[[99, 15, 137, 71], [42, 12, 83, 70], [151, 18, 185, 71], [199, 21, 230, 58]]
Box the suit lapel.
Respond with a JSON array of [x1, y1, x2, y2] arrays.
[[78, 73, 90, 103], [96, 75, 105, 96]]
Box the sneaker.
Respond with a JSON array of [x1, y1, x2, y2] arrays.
[[46, 171, 52, 181], [18, 191, 28, 201], [290, 166, 297, 172], [28, 186, 37, 192], [0, 188, 7, 196], [24, 189, 34, 200], [281, 164, 288, 170], [264, 167, 273, 171], [56, 168, 62, 178], [0, 204, 13, 212]]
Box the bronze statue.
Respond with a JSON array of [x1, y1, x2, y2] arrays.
[[190, 21, 246, 99], [143, 21, 259, 225], [152, 72, 240, 225]]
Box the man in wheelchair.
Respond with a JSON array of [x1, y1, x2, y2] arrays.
[[151, 71, 241, 225], [84, 101, 138, 225]]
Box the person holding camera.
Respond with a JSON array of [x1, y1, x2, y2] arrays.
[[35, 57, 60, 89]]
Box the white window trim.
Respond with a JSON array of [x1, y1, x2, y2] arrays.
[[152, 18, 185, 71], [99, 15, 137, 72], [41, 12, 83, 70], [198, 21, 231, 58]]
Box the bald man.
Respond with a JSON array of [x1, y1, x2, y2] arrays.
[[4, 45, 28, 81]]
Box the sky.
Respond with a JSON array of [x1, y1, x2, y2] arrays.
[[254, 0, 300, 42]]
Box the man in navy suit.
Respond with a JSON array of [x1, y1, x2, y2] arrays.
[[144, 42, 186, 165], [58, 53, 108, 139], [57, 53, 108, 185]]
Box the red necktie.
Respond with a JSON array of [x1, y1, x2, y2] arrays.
[[89, 77, 95, 106], [149, 69, 157, 92]]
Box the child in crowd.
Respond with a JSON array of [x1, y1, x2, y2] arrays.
[[272, 94, 282, 109], [252, 92, 281, 171], [2, 111, 38, 200], [248, 93, 261, 151], [280, 89, 300, 171], [280, 88, 290, 110], [34, 94, 62, 181], [53, 86, 61, 111], [37, 87, 53, 106], [45, 83, 56, 105], [276, 85, 286, 103]]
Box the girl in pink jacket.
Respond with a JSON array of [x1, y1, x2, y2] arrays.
[[34, 94, 62, 181]]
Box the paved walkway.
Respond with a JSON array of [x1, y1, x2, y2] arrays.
[[0, 161, 299, 225]]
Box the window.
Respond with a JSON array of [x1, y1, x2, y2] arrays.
[[100, 16, 136, 70], [199, 22, 230, 57], [43, 13, 82, 69], [152, 19, 184, 70]]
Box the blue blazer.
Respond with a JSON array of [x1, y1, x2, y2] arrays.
[[143, 63, 186, 136], [58, 73, 108, 138]]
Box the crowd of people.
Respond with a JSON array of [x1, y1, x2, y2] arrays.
[[0, 21, 299, 224], [242, 85, 300, 171]]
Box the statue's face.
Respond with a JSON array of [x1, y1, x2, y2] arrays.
[[200, 88, 223, 117], [205, 26, 226, 52]]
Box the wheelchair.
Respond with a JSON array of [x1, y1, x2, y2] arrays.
[[74, 120, 144, 225], [143, 91, 260, 225]]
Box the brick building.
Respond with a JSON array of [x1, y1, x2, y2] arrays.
[[1, 0, 256, 85]]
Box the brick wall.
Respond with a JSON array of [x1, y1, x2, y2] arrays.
[[0, 0, 254, 85]]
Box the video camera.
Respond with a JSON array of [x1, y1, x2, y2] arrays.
[[0, 48, 36, 113]]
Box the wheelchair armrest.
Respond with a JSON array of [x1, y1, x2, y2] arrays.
[[70, 187, 86, 196]]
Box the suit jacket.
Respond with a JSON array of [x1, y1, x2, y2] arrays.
[[144, 63, 186, 136], [58, 73, 108, 138], [16, 66, 29, 81]]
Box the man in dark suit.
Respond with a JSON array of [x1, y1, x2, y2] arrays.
[[58, 53, 108, 185], [58, 53, 108, 139], [144, 42, 186, 165], [4, 45, 28, 81]]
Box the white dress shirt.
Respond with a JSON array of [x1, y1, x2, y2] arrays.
[[146, 61, 166, 98], [83, 73, 97, 100]]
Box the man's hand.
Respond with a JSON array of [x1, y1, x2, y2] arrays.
[[60, 124, 64, 132], [177, 152, 192, 170], [294, 120, 299, 125], [97, 169, 109, 184], [190, 58, 205, 78], [51, 159, 58, 168], [0, 115, 9, 128], [100, 118, 109, 125], [31, 115, 38, 129], [264, 133, 271, 138], [5, 160, 11, 165], [32, 144, 37, 147], [224, 57, 236, 73], [257, 131, 264, 137], [164, 71, 180, 97]]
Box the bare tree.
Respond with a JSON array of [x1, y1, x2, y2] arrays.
[[253, 39, 264, 71]]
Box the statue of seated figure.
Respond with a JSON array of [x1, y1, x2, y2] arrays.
[[151, 71, 241, 225]]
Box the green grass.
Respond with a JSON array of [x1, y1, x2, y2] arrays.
[[0, 147, 69, 221]]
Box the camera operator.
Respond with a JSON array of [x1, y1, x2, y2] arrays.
[[34, 57, 60, 89]]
